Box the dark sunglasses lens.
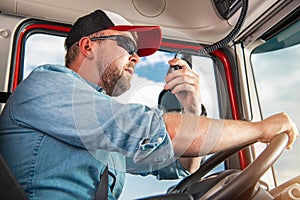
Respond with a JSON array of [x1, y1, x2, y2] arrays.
[[116, 36, 138, 55]]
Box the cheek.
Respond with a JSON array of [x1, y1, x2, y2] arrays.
[[105, 50, 128, 67], [100, 43, 128, 64], [103, 55, 128, 74], [97, 42, 129, 74], [108, 59, 127, 78]]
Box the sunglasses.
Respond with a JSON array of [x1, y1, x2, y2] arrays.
[[90, 35, 138, 55]]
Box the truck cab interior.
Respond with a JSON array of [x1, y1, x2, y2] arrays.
[[0, 0, 300, 199]]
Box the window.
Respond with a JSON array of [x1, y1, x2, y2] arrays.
[[251, 20, 300, 185], [23, 31, 222, 199], [24, 34, 66, 78]]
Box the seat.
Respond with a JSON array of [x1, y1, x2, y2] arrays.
[[158, 89, 183, 113], [0, 92, 11, 103], [0, 154, 28, 200]]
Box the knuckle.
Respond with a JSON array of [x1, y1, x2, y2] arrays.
[[182, 76, 188, 82]]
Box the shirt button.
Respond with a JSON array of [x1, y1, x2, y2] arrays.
[[157, 137, 163, 143]]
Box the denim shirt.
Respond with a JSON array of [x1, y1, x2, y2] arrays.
[[0, 65, 189, 199]]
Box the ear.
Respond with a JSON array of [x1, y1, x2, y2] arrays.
[[78, 37, 95, 59]]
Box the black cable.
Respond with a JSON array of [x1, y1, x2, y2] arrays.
[[199, 0, 249, 55]]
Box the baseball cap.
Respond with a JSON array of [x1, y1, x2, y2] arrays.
[[65, 10, 162, 57]]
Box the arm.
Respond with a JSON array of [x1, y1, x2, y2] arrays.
[[163, 112, 299, 157], [164, 58, 298, 171], [164, 58, 203, 173]]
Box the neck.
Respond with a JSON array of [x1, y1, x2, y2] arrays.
[[68, 61, 101, 87]]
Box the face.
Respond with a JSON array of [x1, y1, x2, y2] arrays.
[[93, 30, 140, 96]]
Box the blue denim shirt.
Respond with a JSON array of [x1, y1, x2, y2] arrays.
[[0, 65, 189, 199]]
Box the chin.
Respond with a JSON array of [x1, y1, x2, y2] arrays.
[[111, 85, 131, 97]]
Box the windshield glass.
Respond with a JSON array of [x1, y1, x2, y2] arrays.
[[251, 19, 300, 185]]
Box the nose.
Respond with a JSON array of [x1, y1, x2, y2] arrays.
[[129, 53, 140, 64]]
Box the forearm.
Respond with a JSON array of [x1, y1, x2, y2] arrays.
[[179, 103, 204, 172], [163, 113, 262, 157], [208, 118, 261, 153], [179, 157, 202, 173]]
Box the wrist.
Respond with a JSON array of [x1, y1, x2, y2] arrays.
[[255, 121, 267, 142], [183, 103, 207, 116]]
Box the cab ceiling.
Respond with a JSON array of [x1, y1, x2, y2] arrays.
[[1, 0, 278, 45]]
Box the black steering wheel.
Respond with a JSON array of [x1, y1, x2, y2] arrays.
[[140, 133, 288, 200]]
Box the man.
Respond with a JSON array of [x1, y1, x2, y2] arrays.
[[0, 10, 298, 200]]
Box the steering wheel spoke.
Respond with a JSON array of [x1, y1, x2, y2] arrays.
[[169, 133, 288, 200]]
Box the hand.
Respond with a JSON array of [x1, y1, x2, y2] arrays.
[[258, 112, 299, 149], [164, 58, 202, 115]]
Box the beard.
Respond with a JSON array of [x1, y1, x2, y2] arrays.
[[100, 62, 133, 97]]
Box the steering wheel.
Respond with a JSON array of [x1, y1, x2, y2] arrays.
[[203, 133, 288, 199], [140, 133, 288, 200]]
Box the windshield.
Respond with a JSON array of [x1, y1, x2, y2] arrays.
[[251, 19, 300, 186]]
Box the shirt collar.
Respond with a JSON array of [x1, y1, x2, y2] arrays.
[[85, 80, 106, 94]]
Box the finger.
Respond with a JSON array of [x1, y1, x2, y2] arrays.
[[286, 122, 299, 150], [168, 58, 190, 69], [165, 74, 199, 91], [165, 64, 199, 83], [165, 69, 197, 84], [169, 83, 196, 94], [286, 133, 296, 150], [166, 58, 197, 82]]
